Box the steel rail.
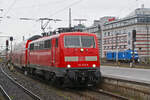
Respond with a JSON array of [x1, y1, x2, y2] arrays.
[[0, 85, 12, 100], [91, 88, 129, 100], [0, 67, 42, 100], [14, 66, 129, 100]]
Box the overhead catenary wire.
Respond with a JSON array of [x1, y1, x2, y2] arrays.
[[0, 0, 83, 21], [3, 0, 17, 17], [0, 0, 84, 38], [10, 0, 70, 10], [0, 0, 80, 20], [48, 0, 84, 17]]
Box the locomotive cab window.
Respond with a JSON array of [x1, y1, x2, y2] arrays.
[[64, 36, 80, 48], [81, 36, 95, 48], [64, 36, 95, 48]]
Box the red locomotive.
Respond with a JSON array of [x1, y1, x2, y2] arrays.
[[11, 32, 101, 87]]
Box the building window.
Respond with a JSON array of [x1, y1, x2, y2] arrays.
[[34, 42, 39, 50], [103, 40, 106, 44], [113, 38, 116, 43], [109, 38, 112, 43], [123, 29, 126, 34], [124, 45, 126, 49], [128, 40, 130, 45], [128, 32, 131, 38], [118, 30, 121, 35], [108, 32, 110, 36], [30, 43, 34, 50], [39, 41, 44, 49], [104, 32, 106, 37], [111, 31, 114, 36]]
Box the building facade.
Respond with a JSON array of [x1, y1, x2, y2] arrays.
[[102, 8, 150, 60]]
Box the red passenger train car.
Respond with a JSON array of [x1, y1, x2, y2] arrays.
[[11, 32, 101, 86], [11, 35, 41, 68]]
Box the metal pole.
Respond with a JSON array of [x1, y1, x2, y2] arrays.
[[116, 33, 118, 65], [116, 47, 118, 64], [69, 8, 71, 29], [132, 40, 135, 67], [112, 37, 113, 50], [11, 41, 12, 61], [98, 25, 102, 64]]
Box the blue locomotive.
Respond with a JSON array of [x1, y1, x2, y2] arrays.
[[106, 50, 139, 62]]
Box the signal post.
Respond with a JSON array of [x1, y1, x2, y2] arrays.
[[130, 30, 136, 67]]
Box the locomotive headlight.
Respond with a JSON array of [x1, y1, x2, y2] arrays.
[[80, 48, 84, 52], [93, 64, 96, 68], [67, 64, 71, 68]]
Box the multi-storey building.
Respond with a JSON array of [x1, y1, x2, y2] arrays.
[[102, 8, 150, 60]]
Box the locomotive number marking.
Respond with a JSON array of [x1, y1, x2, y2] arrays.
[[78, 64, 89, 66]]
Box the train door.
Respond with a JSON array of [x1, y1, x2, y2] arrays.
[[54, 38, 59, 66], [51, 39, 55, 66], [51, 38, 58, 67]]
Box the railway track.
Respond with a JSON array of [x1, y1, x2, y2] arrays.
[[90, 89, 129, 100], [3, 64, 130, 100], [14, 66, 130, 100], [0, 85, 11, 100], [63, 88, 129, 100], [23, 69, 129, 100], [0, 67, 42, 100]]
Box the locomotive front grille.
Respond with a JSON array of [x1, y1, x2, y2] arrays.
[[65, 56, 97, 62], [85, 56, 97, 61], [65, 56, 78, 62]]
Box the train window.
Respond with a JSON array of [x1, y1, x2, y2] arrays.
[[64, 36, 80, 48], [44, 39, 51, 49], [55, 38, 58, 48], [30, 43, 34, 50], [34, 42, 39, 50], [81, 36, 95, 48], [64, 36, 95, 48], [39, 41, 44, 49]]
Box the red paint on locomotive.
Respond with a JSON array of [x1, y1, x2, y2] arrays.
[[11, 32, 101, 86], [28, 32, 100, 69]]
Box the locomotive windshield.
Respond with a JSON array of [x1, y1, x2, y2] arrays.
[[64, 36, 95, 48]]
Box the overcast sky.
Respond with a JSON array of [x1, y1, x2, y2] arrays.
[[0, 0, 149, 49]]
